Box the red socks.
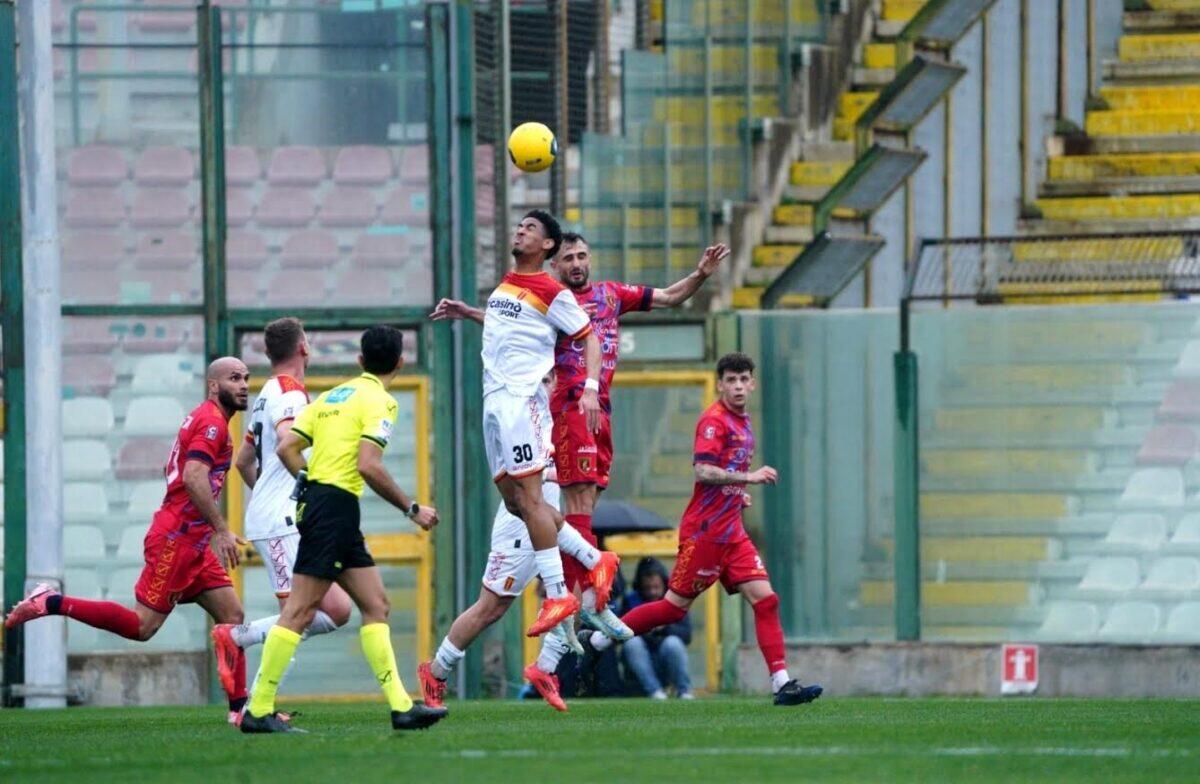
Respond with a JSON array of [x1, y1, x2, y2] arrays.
[[563, 514, 597, 591], [751, 593, 787, 674], [57, 595, 141, 640], [620, 598, 688, 636], [565, 513, 596, 543]]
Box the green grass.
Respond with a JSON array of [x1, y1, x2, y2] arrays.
[[1, 698, 1198, 783]]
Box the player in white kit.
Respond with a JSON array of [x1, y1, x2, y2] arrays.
[[417, 372, 609, 711], [431, 210, 621, 639], [211, 318, 352, 705]]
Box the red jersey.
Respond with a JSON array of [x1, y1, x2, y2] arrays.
[[679, 400, 755, 544], [158, 399, 233, 525], [550, 280, 652, 414]]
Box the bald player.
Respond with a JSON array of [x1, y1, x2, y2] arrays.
[[5, 357, 253, 722]]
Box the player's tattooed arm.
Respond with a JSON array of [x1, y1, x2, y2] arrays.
[[650, 244, 729, 308], [429, 298, 485, 325], [694, 462, 779, 486]]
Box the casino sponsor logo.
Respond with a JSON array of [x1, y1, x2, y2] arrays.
[[489, 297, 523, 319]]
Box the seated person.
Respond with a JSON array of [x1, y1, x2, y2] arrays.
[[620, 557, 692, 699]]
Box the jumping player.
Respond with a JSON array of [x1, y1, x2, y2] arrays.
[[417, 373, 603, 712], [585, 353, 823, 706], [431, 210, 620, 638], [432, 235, 728, 637], [213, 318, 352, 705], [5, 357, 254, 721]]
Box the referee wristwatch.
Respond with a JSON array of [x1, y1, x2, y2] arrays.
[[406, 502, 420, 520]]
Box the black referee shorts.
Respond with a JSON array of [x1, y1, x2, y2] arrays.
[[293, 481, 375, 580]]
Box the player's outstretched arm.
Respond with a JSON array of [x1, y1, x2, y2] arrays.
[[182, 460, 246, 569], [429, 298, 484, 325], [650, 243, 729, 308], [357, 441, 440, 530]]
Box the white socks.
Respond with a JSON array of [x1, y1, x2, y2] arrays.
[[588, 630, 614, 652], [536, 629, 570, 674], [431, 637, 465, 680], [556, 524, 600, 570], [771, 669, 792, 693], [582, 587, 598, 612], [535, 547, 568, 599], [230, 610, 340, 649]]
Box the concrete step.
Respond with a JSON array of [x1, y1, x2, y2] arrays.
[[852, 66, 895, 89], [878, 536, 1064, 563], [862, 559, 1088, 583], [921, 473, 1130, 494], [881, 0, 926, 24], [1034, 192, 1200, 221], [1021, 214, 1200, 234], [922, 448, 1096, 480], [797, 140, 855, 161], [932, 405, 1115, 434], [860, 579, 1041, 608], [790, 159, 851, 188], [1104, 58, 1200, 83], [752, 244, 804, 267], [732, 286, 763, 308], [743, 265, 782, 286], [948, 362, 1134, 391], [1123, 10, 1200, 34], [1041, 175, 1200, 197], [1119, 32, 1200, 62], [1012, 234, 1190, 262], [921, 514, 1113, 538], [1100, 84, 1200, 112], [922, 428, 1144, 451], [1054, 133, 1200, 155], [772, 203, 814, 226], [763, 225, 815, 244], [921, 492, 1079, 521], [862, 43, 896, 70], [1086, 109, 1200, 137]]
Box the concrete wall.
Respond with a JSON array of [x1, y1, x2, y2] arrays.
[[738, 642, 1200, 697], [69, 652, 208, 707]]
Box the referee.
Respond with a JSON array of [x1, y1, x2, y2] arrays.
[[241, 325, 446, 733]]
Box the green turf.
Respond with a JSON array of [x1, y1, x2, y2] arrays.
[[1, 698, 1198, 783]]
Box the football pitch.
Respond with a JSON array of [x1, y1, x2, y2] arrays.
[[2, 698, 1198, 783]]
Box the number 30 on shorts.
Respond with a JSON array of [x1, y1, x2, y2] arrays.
[[511, 443, 534, 462]]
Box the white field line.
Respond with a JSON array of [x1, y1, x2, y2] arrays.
[[445, 746, 1196, 760]]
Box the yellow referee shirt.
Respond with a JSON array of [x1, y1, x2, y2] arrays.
[[290, 372, 398, 497]]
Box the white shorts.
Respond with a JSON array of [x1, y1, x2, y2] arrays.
[[482, 387, 551, 481], [482, 547, 538, 597], [252, 532, 300, 598]]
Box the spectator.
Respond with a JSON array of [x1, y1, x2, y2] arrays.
[[620, 557, 693, 699]]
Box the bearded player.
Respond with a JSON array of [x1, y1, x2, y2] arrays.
[[5, 358, 254, 721], [431, 210, 620, 637], [585, 353, 823, 706], [432, 235, 728, 638]]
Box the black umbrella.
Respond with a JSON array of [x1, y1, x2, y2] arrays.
[[590, 499, 674, 536]]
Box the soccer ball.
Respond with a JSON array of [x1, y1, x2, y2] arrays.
[[508, 122, 557, 173]]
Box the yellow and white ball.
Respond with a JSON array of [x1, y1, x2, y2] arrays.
[[507, 122, 557, 173]]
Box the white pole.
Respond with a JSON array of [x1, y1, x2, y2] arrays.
[[18, 0, 66, 708]]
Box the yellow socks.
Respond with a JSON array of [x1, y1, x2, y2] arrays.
[[360, 622, 413, 713], [247, 625, 302, 717]]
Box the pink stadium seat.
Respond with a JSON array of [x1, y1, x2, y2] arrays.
[[226, 230, 268, 269], [333, 269, 394, 305], [52, 48, 100, 80], [1159, 381, 1200, 422], [62, 318, 119, 355], [351, 234, 406, 268], [280, 230, 339, 269], [1137, 425, 1199, 467], [333, 146, 394, 186], [257, 188, 316, 227], [124, 320, 189, 354], [262, 271, 328, 306], [136, 271, 200, 304], [62, 232, 125, 270], [63, 355, 117, 397], [68, 146, 127, 187], [319, 187, 377, 227], [395, 265, 433, 306], [227, 270, 261, 307], [133, 147, 194, 186], [475, 145, 496, 184], [399, 145, 428, 183], [225, 188, 254, 227], [225, 146, 260, 187], [131, 189, 191, 228], [65, 187, 125, 228], [266, 146, 327, 186], [116, 439, 173, 481], [134, 232, 195, 270], [380, 187, 428, 224], [63, 270, 120, 303], [134, 0, 195, 33]]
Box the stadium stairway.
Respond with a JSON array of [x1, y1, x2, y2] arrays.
[[1031, 0, 1200, 240], [734, 0, 927, 308]]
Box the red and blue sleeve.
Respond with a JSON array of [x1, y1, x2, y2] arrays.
[[693, 416, 726, 466], [184, 416, 226, 466], [615, 283, 653, 314]]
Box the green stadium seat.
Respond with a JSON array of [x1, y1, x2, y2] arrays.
[[1074, 557, 1141, 598], [1099, 601, 1161, 641], [1097, 513, 1168, 554], [1139, 557, 1200, 598], [1036, 600, 1101, 640], [1117, 467, 1185, 509]]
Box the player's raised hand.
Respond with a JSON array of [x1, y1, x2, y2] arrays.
[[697, 243, 730, 277], [411, 505, 440, 531], [212, 529, 247, 571], [580, 387, 601, 433], [748, 466, 778, 485], [429, 298, 470, 321]]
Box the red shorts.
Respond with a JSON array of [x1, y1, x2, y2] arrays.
[[134, 512, 233, 614], [561, 519, 598, 592], [552, 409, 613, 489], [667, 536, 769, 599]]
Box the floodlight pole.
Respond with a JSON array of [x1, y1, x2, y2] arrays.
[[17, 0, 67, 708], [0, 0, 28, 708], [894, 294, 921, 641]]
